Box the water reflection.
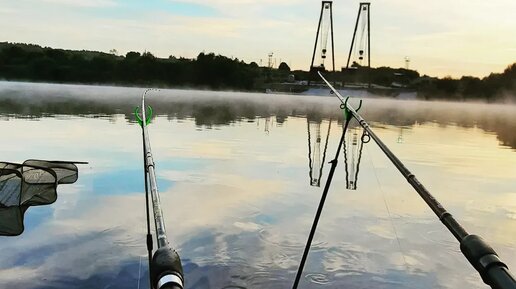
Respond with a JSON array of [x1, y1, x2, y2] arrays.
[[0, 81, 515, 289], [1, 81, 515, 150], [307, 119, 332, 187], [343, 125, 368, 190]]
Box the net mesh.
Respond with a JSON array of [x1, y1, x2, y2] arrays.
[[0, 160, 80, 236]]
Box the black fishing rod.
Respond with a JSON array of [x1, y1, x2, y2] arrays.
[[135, 89, 184, 289], [317, 71, 515, 289]]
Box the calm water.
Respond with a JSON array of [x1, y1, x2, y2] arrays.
[[0, 81, 515, 289]]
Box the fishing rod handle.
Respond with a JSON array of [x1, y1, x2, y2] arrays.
[[156, 275, 183, 289], [460, 235, 516, 289], [150, 245, 184, 289], [486, 266, 516, 289], [159, 284, 182, 289]]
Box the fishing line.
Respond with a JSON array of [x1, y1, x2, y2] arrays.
[[136, 194, 147, 289], [137, 255, 143, 289], [364, 143, 409, 270]]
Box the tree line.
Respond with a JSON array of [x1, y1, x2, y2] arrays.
[[414, 64, 515, 102], [0, 42, 264, 90], [0, 42, 514, 101]]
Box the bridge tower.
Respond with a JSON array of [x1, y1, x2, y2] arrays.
[[346, 2, 371, 70], [309, 1, 335, 83]]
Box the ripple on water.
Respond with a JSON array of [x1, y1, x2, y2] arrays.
[[258, 228, 328, 251], [334, 269, 367, 277], [271, 251, 298, 269], [96, 226, 143, 248], [324, 245, 368, 273], [113, 235, 142, 249], [305, 272, 332, 285], [245, 269, 290, 288]]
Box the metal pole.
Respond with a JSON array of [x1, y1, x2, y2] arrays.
[[310, 2, 324, 71], [329, 1, 335, 74], [366, 3, 371, 88], [346, 4, 362, 69], [367, 3, 371, 69]]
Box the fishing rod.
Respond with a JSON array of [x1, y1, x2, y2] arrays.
[[316, 71, 515, 289], [135, 89, 184, 289]]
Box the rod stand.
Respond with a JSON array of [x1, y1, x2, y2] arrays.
[[292, 111, 353, 289]]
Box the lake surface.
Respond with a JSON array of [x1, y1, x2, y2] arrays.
[[0, 81, 515, 289]]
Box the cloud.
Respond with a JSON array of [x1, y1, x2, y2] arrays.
[[40, 0, 118, 8], [0, 7, 15, 14]]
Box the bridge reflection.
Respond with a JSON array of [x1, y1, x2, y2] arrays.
[[307, 118, 332, 187]]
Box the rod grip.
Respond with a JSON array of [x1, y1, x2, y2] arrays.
[[460, 235, 516, 289], [159, 285, 182, 289], [485, 265, 516, 289], [150, 246, 184, 289]]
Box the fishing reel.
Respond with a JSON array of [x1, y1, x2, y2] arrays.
[[150, 246, 184, 289]]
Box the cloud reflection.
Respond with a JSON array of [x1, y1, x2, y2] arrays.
[[0, 82, 515, 289]]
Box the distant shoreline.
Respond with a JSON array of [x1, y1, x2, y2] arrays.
[[1, 42, 514, 103]]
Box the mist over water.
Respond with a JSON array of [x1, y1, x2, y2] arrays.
[[0, 81, 515, 289], [1, 81, 515, 150]]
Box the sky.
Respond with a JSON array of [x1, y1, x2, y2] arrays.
[[0, 0, 515, 77]]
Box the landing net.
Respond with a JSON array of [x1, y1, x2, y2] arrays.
[[0, 160, 81, 236]]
